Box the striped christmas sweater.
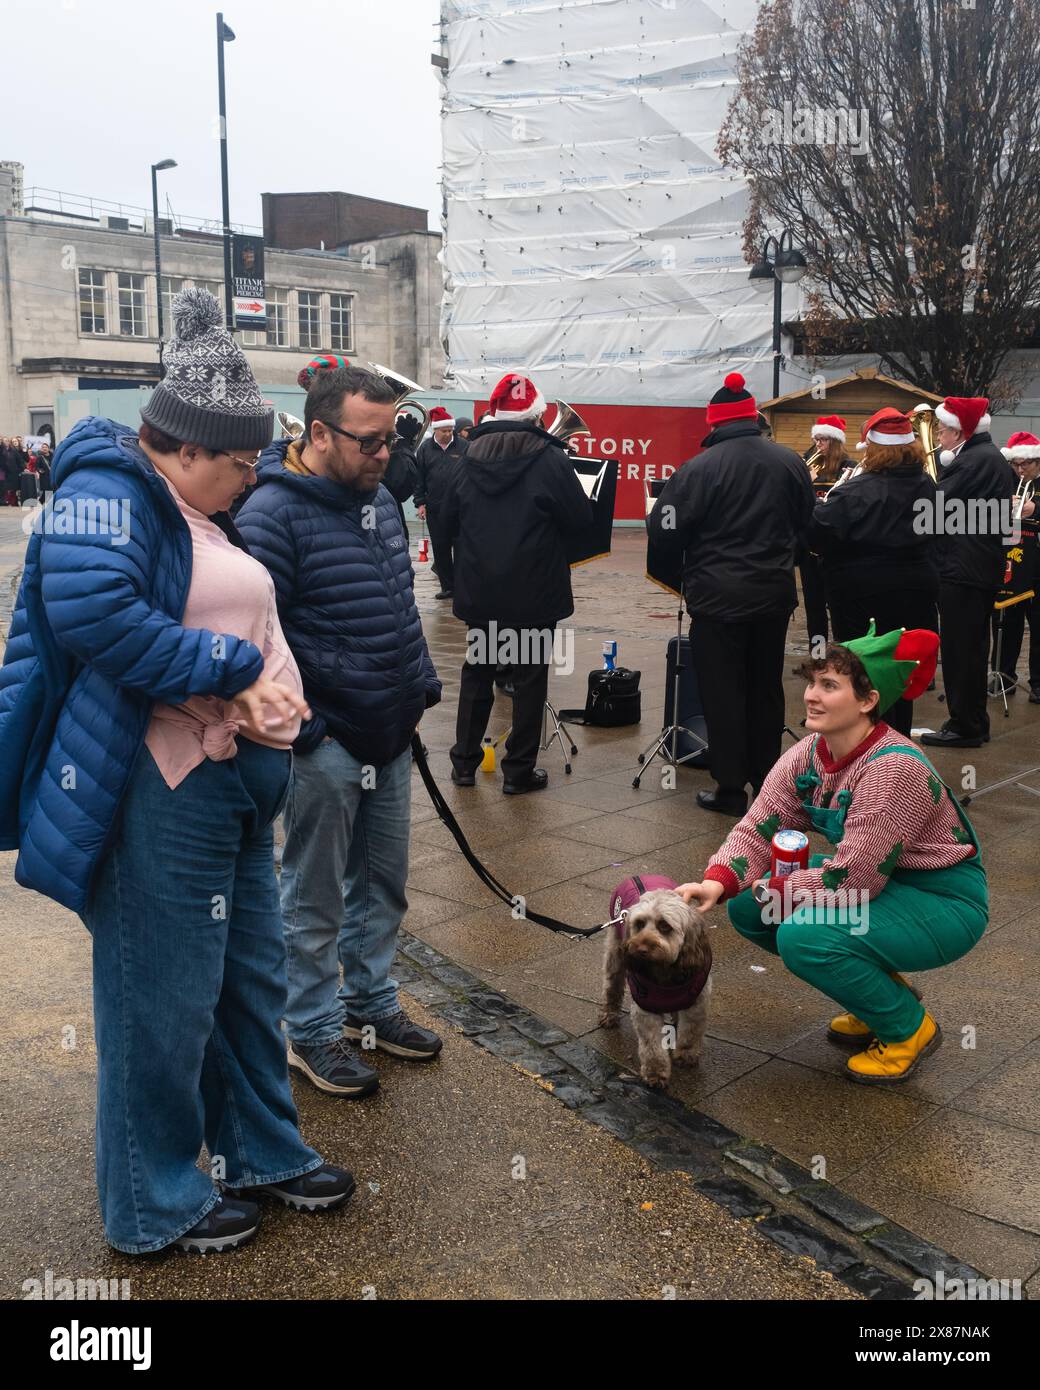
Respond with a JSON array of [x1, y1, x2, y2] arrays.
[[703, 723, 978, 903]]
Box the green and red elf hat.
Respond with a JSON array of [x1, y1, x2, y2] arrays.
[[296, 353, 351, 389], [842, 622, 940, 712]]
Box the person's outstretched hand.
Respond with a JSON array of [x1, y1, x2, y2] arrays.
[[674, 880, 725, 910]]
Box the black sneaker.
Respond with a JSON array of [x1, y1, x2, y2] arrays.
[[434, 589, 453, 600], [343, 1008, 443, 1061], [1030, 683, 1040, 704], [451, 769, 475, 786], [232, 1163, 355, 1213], [173, 1195, 259, 1254], [287, 1037, 379, 1097]]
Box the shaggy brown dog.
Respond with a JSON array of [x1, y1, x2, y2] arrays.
[[599, 888, 713, 1089]]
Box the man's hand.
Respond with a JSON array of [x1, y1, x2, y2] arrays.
[[229, 676, 311, 730], [674, 880, 725, 910], [417, 504, 427, 520]]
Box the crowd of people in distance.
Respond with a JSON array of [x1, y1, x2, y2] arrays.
[[1, 435, 53, 505]]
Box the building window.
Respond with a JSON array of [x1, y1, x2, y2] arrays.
[[192, 279, 224, 309], [329, 293, 354, 353], [79, 269, 107, 335], [160, 276, 184, 333], [117, 272, 147, 337], [297, 290, 322, 350]]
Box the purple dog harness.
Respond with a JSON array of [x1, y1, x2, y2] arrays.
[[609, 874, 713, 1015]]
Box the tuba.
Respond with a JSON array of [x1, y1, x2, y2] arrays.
[[278, 410, 304, 440], [911, 404, 940, 482], [546, 399, 592, 446], [366, 362, 432, 444]]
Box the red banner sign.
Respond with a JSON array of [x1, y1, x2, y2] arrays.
[[475, 401, 708, 520]]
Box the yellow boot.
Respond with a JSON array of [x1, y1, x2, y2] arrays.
[[846, 1012, 942, 1084], [827, 974, 922, 1043]]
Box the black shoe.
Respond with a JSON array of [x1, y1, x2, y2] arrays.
[[451, 769, 475, 786], [232, 1163, 355, 1213], [287, 1037, 379, 1097], [173, 1195, 260, 1254], [1030, 684, 1040, 704], [920, 728, 984, 749], [696, 788, 748, 816], [434, 589, 453, 600], [502, 768, 549, 795], [343, 1009, 443, 1060]]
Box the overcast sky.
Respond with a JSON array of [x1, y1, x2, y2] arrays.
[[4, 0, 444, 231]]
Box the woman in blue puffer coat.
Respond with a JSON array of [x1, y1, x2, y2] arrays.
[[0, 291, 351, 1254]]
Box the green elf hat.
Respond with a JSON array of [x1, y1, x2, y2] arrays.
[[842, 622, 940, 712]]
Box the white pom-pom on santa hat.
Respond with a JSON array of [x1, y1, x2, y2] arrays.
[[487, 372, 546, 423]]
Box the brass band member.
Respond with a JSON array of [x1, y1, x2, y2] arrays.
[[807, 409, 938, 735], [799, 415, 853, 645], [991, 431, 1040, 702]]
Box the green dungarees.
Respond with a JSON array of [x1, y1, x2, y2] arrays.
[[727, 742, 989, 1043]]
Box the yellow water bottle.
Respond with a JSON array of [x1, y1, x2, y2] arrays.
[[480, 736, 496, 772]]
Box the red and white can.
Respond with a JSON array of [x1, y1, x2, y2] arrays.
[[771, 829, 809, 877], [418, 538, 429, 563]]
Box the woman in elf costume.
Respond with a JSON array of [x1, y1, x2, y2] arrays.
[[677, 624, 987, 1084]]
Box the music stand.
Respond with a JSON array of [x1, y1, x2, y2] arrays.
[[541, 701, 578, 774], [633, 480, 708, 789], [989, 590, 1035, 714]]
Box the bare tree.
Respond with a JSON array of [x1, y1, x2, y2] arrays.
[[718, 0, 1040, 405]]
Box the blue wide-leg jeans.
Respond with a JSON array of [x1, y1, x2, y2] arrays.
[[83, 739, 322, 1253]]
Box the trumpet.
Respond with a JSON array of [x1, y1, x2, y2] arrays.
[[366, 362, 432, 445], [911, 403, 940, 482], [1013, 474, 1036, 524], [546, 399, 592, 445], [804, 445, 824, 480]]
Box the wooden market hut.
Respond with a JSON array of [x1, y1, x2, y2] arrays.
[[760, 368, 944, 455]]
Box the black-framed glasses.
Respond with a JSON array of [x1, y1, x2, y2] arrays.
[[316, 419, 395, 456]]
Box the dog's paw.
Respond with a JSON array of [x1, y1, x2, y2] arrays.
[[674, 1050, 702, 1069], [598, 1010, 622, 1030], [642, 1071, 670, 1090]]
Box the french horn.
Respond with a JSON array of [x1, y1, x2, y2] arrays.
[[911, 403, 940, 482], [367, 362, 432, 444]]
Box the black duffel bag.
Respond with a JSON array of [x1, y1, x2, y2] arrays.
[[560, 667, 641, 728]]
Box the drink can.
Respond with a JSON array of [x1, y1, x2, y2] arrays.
[[771, 829, 809, 877]]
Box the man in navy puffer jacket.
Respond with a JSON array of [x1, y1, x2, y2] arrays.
[[236, 365, 444, 1096]]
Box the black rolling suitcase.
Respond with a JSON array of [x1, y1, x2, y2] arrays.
[[663, 636, 709, 767]]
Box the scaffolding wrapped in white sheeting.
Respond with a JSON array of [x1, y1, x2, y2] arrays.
[[438, 0, 790, 405]]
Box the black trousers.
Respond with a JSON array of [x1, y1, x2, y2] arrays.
[[938, 583, 997, 739], [689, 611, 789, 795], [451, 625, 551, 782], [991, 592, 1040, 684], [799, 555, 829, 646], [829, 584, 939, 737], [426, 509, 454, 591]]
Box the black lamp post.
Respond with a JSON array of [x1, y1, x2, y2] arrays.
[[749, 227, 809, 398], [151, 158, 177, 359], [216, 13, 236, 331]]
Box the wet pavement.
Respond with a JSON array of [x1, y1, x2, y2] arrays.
[[1, 507, 1037, 1296]]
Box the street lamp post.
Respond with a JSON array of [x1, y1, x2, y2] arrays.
[[749, 227, 809, 398], [151, 159, 178, 364], [216, 13, 236, 332]]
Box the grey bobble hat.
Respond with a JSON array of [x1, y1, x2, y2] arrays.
[[140, 288, 273, 450]]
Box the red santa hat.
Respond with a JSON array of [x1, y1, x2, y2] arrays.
[[810, 415, 846, 444], [705, 371, 758, 427], [934, 396, 991, 438], [429, 406, 456, 430], [1002, 430, 1040, 462], [855, 407, 917, 451], [487, 373, 547, 423]]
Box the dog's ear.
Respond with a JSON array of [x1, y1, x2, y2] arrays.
[[675, 905, 710, 975]]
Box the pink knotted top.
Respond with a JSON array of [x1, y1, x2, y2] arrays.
[[145, 474, 303, 789]]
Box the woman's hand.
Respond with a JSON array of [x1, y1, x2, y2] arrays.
[[229, 676, 311, 730], [674, 880, 725, 910]]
